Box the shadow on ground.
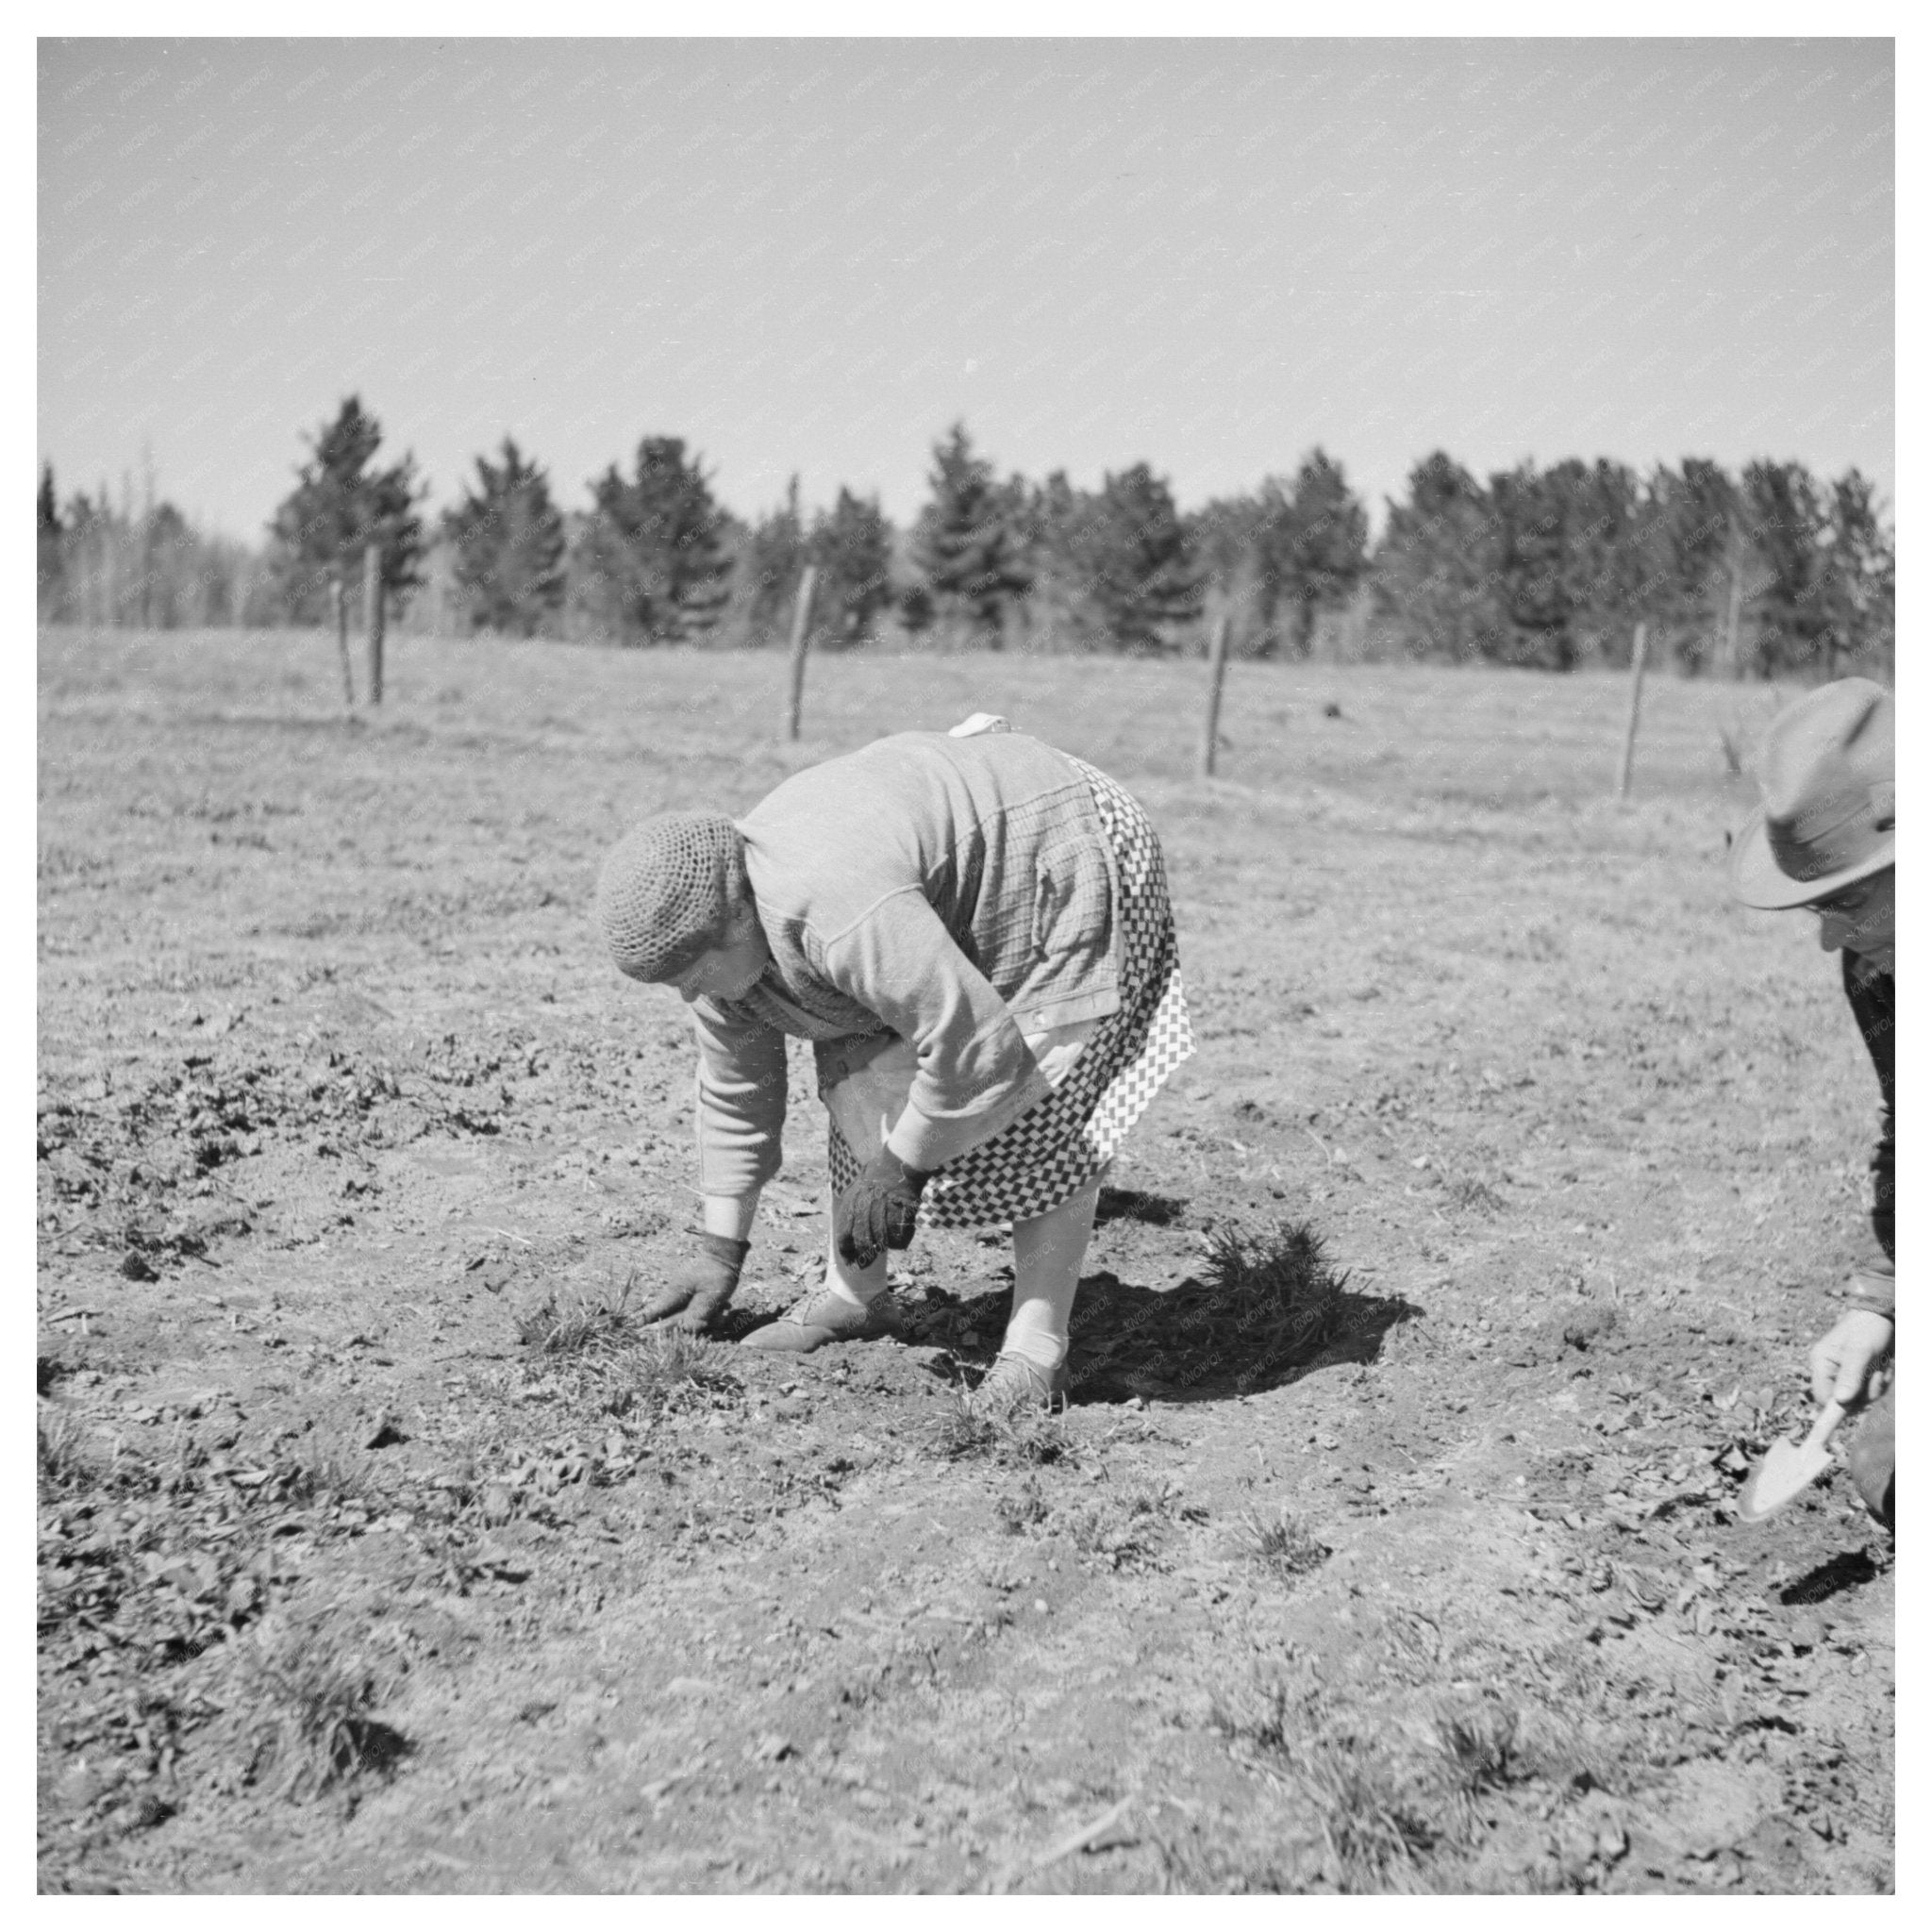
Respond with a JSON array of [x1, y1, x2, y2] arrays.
[[1063, 1270, 1424, 1403], [894, 1270, 1422, 1406], [1778, 1546, 1884, 1607], [1093, 1185, 1189, 1228]]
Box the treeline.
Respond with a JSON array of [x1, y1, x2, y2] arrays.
[[36, 465, 275, 630], [37, 396, 1893, 678]]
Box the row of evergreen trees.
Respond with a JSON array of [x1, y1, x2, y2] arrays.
[[37, 397, 1893, 677]]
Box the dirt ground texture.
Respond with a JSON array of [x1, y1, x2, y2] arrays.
[[37, 626, 1893, 1894]]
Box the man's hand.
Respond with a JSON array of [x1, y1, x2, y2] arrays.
[[640, 1231, 750, 1334], [1808, 1307, 1895, 1407], [834, 1148, 931, 1270]]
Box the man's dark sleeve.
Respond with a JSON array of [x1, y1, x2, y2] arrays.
[[1842, 952, 1894, 1312]]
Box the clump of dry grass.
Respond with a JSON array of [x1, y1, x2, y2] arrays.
[[595, 1323, 735, 1420], [1210, 1683, 1441, 1891], [1060, 1484, 1171, 1571], [515, 1274, 738, 1419], [1237, 1507, 1331, 1584], [1443, 1175, 1506, 1217], [1297, 1733, 1440, 1891], [228, 1615, 409, 1803], [516, 1274, 637, 1354], [37, 1404, 101, 1492], [992, 1475, 1051, 1535], [271, 1441, 383, 1510], [926, 1390, 1077, 1467], [1435, 1701, 1531, 1798]]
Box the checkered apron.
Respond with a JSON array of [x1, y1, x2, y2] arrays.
[[827, 758, 1193, 1227]]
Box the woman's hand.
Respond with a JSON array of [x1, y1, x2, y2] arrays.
[[835, 1149, 931, 1269], [1808, 1307, 1895, 1407], [641, 1230, 750, 1333]]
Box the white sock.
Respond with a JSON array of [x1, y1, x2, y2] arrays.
[[823, 1225, 888, 1307], [1002, 1179, 1100, 1371]]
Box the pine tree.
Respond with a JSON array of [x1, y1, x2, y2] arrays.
[[1066, 463, 1201, 655], [1187, 490, 1274, 654], [1489, 462, 1581, 669], [569, 437, 731, 645], [267, 396, 426, 625], [60, 488, 110, 626], [1819, 469, 1893, 677], [1566, 458, 1645, 657], [908, 424, 1031, 644], [1259, 449, 1370, 656], [1739, 460, 1832, 677], [441, 437, 567, 637], [1017, 470, 1094, 651], [37, 463, 64, 616], [142, 502, 192, 629], [1369, 454, 1504, 662], [807, 488, 894, 647], [1644, 458, 1740, 672], [724, 476, 808, 647]]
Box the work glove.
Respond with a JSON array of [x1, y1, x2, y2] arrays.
[[639, 1229, 750, 1334], [834, 1148, 932, 1270]]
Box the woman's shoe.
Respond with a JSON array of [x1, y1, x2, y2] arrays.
[[974, 1350, 1069, 1411], [741, 1287, 884, 1354]]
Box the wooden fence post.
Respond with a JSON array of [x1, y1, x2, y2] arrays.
[[1198, 612, 1231, 777], [333, 575, 356, 708], [363, 541, 385, 706], [1616, 620, 1649, 800], [784, 564, 818, 742]]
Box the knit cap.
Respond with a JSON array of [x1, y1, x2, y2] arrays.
[[596, 810, 745, 982]]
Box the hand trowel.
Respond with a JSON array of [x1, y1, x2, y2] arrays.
[[1736, 1400, 1846, 1524]]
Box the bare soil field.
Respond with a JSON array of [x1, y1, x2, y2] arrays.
[[37, 625, 1892, 1893]]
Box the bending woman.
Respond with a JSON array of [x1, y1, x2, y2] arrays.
[[594, 716, 1192, 1407]]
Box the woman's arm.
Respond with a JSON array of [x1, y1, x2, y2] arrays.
[[701, 1192, 759, 1241], [686, 997, 790, 1210], [820, 889, 1053, 1169]]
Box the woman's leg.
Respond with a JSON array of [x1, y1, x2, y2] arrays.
[[993, 1021, 1106, 1378], [741, 1044, 914, 1354], [822, 1222, 890, 1307], [820, 1041, 920, 1307], [1002, 1174, 1102, 1372]]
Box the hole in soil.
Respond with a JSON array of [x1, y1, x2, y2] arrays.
[[337, 1717, 413, 1783], [1778, 1548, 1881, 1606], [1094, 1187, 1188, 1228]]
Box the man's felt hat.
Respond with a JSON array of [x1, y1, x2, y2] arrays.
[[1729, 677, 1895, 909]]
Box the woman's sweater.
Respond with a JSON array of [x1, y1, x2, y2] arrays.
[[686, 729, 1124, 1195]]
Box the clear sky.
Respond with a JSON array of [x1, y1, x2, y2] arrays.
[[38, 36, 1893, 541]]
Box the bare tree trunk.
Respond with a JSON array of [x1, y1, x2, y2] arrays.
[[784, 565, 818, 741], [334, 576, 356, 708], [1616, 622, 1649, 800], [364, 542, 385, 705], [1199, 612, 1232, 777]]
